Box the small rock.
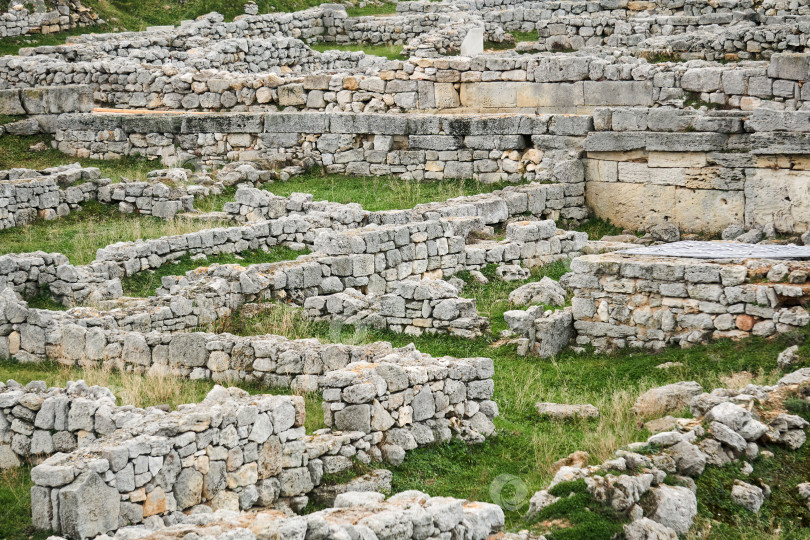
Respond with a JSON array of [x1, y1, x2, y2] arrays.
[[550, 451, 589, 473], [29, 141, 48, 152], [721, 224, 746, 241], [777, 345, 800, 370], [469, 270, 489, 284], [526, 490, 559, 520], [649, 222, 680, 243], [737, 229, 764, 244], [655, 362, 683, 370], [644, 416, 679, 434], [624, 518, 678, 540], [633, 382, 703, 416], [495, 265, 530, 282], [536, 402, 599, 420], [731, 480, 765, 513]]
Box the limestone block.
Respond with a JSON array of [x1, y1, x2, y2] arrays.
[[767, 53, 810, 81], [582, 81, 653, 107], [648, 152, 708, 169], [460, 82, 517, 108], [58, 471, 120, 539], [434, 83, 460, 109], [745, 168, 810, 233], [586, 181, 676, 230], [460, 27, 484, 57], [517, 82, 584, 109]]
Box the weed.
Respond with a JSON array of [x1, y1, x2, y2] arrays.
[[121, 246, 305, 297], [262, 172, 525, 212], [310, 41, 403, 60]]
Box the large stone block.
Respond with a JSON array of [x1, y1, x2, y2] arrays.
[[582, 81, 653, 107], [0, 90, 24, 115], [517, 82, 584, 110], [767, 53, 810, 81], [58, 471, 120, 539], [745, 168, 810, 233], [459, 82, 518, 108], [20, 85, 94, 115], [586, 181, 676, 230], [673, 188, 745, 233]]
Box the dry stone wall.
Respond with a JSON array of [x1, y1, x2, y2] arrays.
[[24, 369, 496, 536], [0, 379, 117, 470], [44, 490, 506, 540], [52, 111, 591, 189], [563, 252, 810, 351], [0, 0, 99, 38]]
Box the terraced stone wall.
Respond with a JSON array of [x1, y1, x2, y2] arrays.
[[0, 0, 99, 38], [563, 253, 810, 351], [584, 106, 810, 234]]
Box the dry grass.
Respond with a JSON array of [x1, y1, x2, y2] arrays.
[[54, 364, 208, 409]]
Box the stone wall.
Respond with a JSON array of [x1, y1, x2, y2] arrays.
[[44, 490, 506, 540], [0, 168, 201, 231], [27, 368, 496, 536], [563, 252, 810, 351], [6, 52, 810, 117], [583, 106, 810, 234], [0, 379, 117, 469], [0, 0, 99, 38], [52, 111, 592, 188]]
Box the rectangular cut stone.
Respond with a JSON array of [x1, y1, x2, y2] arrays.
[[582, 81, 653, 106], [518, 82, 584, 109], [745, 168, 810, 234], [586, 181, 676, 230], [459, 82, 518, 108], [648, 152, 708, 168]]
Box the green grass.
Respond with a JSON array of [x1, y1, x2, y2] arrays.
[[120, 246, 306, 297], [208, 265, 810, 534], [575, 217, 626, 240], [310, 41, 403, 60], [0, 134, 159, 182], [485, 40, 516, 51], [0, 466, 48, 540], [262, 173, 524, 212], [0, 200, 233, 265], [345, 2, 398, 17], [530, 479, 628, 539], [455, 260, 571, 335], [512, 30, 539, 42]]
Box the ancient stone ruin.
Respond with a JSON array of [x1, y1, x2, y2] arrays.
[[2, 0, 810, 538]]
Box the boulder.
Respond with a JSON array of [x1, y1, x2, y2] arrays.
[[58, 471, 120, 539], [508, 277, 566, 306], [643, 485, 697, 535], [633, 382, 703, 415], [777, 345, 800, 370], [731, 480, 765, 513]]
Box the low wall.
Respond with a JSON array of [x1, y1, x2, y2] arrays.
[[563, 252, 810, 351], [44, 490, 506, 540], [53, 111, 592, 190], [27, 361, 495, 535], [0, 0, 99, 38], [0, 379, 117, 469]]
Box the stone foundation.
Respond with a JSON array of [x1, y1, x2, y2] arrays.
[[563, 251, 810, 351]]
